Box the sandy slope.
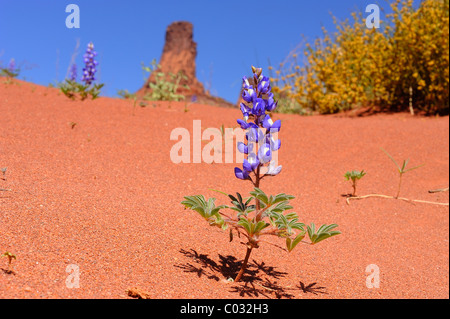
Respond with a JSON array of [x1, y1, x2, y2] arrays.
[[0, 79, 448, 299]]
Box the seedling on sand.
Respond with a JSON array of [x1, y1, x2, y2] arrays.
[[182, 67, 340, 283], [347, 148, 448, 206], [381, 148, 425, 198], [2, 252, 16, 274], [344, 170, 366, 196]]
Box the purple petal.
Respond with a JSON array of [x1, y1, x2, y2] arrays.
[[234, 167, 249, 180], [267, 161, 282, 175], [262, 115, 273, 129], [237, 119, 250, 130], [243, 159, 252, 172], [269, 120, 281, 132], [248, 152, 260, 170], [258, 144, 272, 164], [272, 139, 281, 151], [237, 142, 248, 154]]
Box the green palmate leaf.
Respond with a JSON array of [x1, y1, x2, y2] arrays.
[[250, 188, 269, 205], [227, 192, 255, 215], [268, 201, 293, 214], [286, 231, 306, 252], [254, 220, 270, 234], [237, 218, 269, 236], [307, 222, 315, 240], [181, 195, 227, 223], [270, 193, 295, 205], [238, 218, 252, 234], [344, 170, 366, 181], [307, 223, 341, 244], [270, 211, 305, 237]]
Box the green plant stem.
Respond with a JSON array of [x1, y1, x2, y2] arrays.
[[254, 166, 262, 219], [396, 173, 403, 198], [234, 246, 253, 282], [234, 165, 263, 283]]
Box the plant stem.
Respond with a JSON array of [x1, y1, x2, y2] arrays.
[[234, 246, 253, 282], [254, 166, 262, 220], [396, 173, 403, 198]]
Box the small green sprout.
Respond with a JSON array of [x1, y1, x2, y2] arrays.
[[2, 252, 16, 273], [381, 148, 425, 198], [344, 170, 366, 196]]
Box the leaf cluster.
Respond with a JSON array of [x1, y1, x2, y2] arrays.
[[59, 79, 104, 101], [142, 59, 189, 102], [182, 188, 340, 252], [344, 170, 366, 182]]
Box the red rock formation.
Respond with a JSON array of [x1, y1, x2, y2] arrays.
[[137, 21, 234, 108]]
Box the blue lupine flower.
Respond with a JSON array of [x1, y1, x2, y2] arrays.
[[252, 98, 266, 117], [81, 42, 98, 86], [246, 125, 264, 142], [242, 86, 256, 103], [8, 59, 15, 73], [237, 141, 254, 154], [257, 143, 272, 164], [235, 66, 281, 181], [257, 76, 270, 94], [266, 134, 281, 151], [262, 115, 281, 132], [69, 63, 77, 82], [240, 102, 250, 120], [266, 160, 282, 176], [243, 152, 259, 172], [235, 167, 250, 180], [242, 76, 251, 89], [237, 142, 248, 154], [265, 92, 278, 112], [237, 119, 251, 130]]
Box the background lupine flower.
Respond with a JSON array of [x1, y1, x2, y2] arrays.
[[69, 63, 77, 82], [8, 59, 16, 73], [235, 66, 282, 182], [81, 42, 99, 86]]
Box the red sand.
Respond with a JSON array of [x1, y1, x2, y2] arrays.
[[0, 79, 448, 299]]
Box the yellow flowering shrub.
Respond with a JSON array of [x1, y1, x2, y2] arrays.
[[271, 0, 449, 114]]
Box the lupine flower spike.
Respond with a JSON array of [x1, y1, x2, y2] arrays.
[[69, 63, 77, 82], [235, 66, 282, 185], [81, 42, 99, 86]]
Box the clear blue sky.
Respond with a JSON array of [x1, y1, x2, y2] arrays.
[[0, 0, 393, 104]]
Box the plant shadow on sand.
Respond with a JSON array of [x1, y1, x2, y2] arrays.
[[175, 248, 328, 299], [1, 268, 16, 275]]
